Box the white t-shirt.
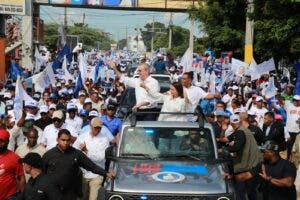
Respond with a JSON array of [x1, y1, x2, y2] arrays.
[[222, 94, 236, 109], [249, 106, 268, 129], [285, 101, 300, 133], [184, 85, 208, 112], [65, 116, 83, 136]]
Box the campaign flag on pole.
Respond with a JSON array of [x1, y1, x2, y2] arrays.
[[74, 72, 83, 98], [180, 48, 193, 73], [209, 71, 216, 94], [10, 60, 24, 81], [264, 77, 276, 99], [93, 59, 104, 84], [294, 62, 300, 95], [14, 76, 35, 120], [52, 44, 71, 72], [231, 58, 249, 77], [78, 53, 86, 81], [251, 58, 276, 80], [34, 47, 45, 73], [62, 56, 74, 82]]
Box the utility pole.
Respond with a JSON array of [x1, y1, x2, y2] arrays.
[[82, 13, 85, 25], [244, 0, 254, 64], [135, 26, 139, 52], [151, 18, 154, 53], [168, 13, 173, 49], [189, 19, 194, 52], [64, 7, 68, 29], [125, 26, 128, 50]]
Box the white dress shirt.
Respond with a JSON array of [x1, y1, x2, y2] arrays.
[[147, 90, 188, 121], [73, 130, 110, 179], [120, 75, 160, 108], [65, 115, 83, 136]]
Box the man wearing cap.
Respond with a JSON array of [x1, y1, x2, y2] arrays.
[[222, 86, 236, 110], [76, 91, 86, 111], [211, 108, 227, 140], [65, 102, 83, 137], [218, 114, 262, 200], [235, 140, 297, 200], [152, 53, 167, 74], [18, 152, 62, 200], [90, 90, 104, 113], [43, 129, 115, 200], [285, 95, 300, 159], [41, 110, 74, 150], [34, 105, 52, 130], [0, 129, 26, 200], [73, 118, 110, 200], [239, 112, 264, 145], [24, 100, 40, 120], [101, 104, 122, 140], [249, 96, 268, 128]]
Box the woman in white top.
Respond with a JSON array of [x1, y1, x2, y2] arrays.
[[140, 82, 189, 121]]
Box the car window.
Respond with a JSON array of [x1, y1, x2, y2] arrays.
[[120, 127, 215, 159]]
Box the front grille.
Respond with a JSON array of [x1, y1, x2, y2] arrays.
[[125, 195, 210, 200], [106, 193, 233, 200]]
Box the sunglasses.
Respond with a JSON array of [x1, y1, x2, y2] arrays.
[[53, 118, 62, 123]]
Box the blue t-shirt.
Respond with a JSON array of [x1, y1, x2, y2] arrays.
[[101, 115, 122, 136], [153, 60, 166, 74]]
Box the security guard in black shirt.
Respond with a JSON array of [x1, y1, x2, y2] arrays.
[[18, 152, 62, 200], [42, 129, 115, 200], [235, 140, 297, 200]]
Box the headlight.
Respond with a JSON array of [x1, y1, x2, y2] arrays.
[[109, 195, 124, 200], [217, 197, 230, 200]]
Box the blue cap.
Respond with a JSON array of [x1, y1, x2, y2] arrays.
[[50, 93, 57, 99], [214, 109, 226, 116], [79, 109, 88, 117]]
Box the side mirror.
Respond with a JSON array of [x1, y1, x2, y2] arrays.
[[105, 145, 116, 161]]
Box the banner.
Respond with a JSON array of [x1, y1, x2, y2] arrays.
[[0, 0, 25, 15], [231, 58, 249, 77], [251, 58, 276, 80], [180, 48, 193, 73]]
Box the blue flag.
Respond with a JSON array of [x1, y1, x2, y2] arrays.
[[74, 72, 83, 98], [93, 59, 104, 84], [10, 61, 25, 81], [294, 62, 300, 95], [52, 44, 72, 72]]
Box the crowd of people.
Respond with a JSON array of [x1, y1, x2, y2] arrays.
[[0, 48, 299, 200]]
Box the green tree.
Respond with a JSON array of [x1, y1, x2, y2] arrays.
[[189, 0, 247, 58], [117, 39, 127, 50], [141, 22, 192, 57], [44, 23, 115, 51], [251, 0, 300, 63]]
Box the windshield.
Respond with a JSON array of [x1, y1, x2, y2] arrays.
[[120, 127, 215, 160]]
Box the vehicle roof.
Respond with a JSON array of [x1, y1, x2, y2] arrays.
[[122, 120, 212, 129]]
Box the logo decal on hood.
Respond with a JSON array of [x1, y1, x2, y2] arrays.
[[152, 172, 185, 183]]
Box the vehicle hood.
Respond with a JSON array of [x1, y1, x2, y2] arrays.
[[112, 160, 229, 194]]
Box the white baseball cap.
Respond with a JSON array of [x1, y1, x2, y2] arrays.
[[230, 114, 240, 124], [40, 105, 49, 113], [25, 100, 38, 108], [67, 102, 77, 111]]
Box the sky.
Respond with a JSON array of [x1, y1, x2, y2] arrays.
[[40, 5, 201, 41]]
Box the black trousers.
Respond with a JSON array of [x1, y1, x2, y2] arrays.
[[234, 176, 259, 200], [287, 132, 299, 159]]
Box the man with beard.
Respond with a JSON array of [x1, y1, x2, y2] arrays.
[[0, 129, 25, 200], [235, 140, 297, 200]]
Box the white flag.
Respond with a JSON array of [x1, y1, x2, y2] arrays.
[[14, 76, 35, 120], [34, 47, 45, 73], [78, 53, 86, 81], [180, 48, 193, 73], [252, 58, 276, 80], [62, 56, 74, 82], [209, 71, 216, 94]]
